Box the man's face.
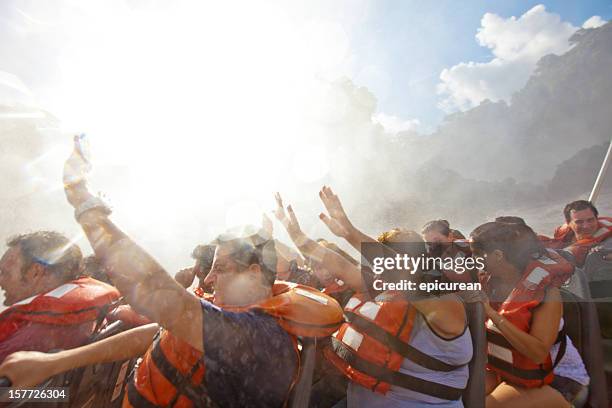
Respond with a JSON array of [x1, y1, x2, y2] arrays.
[[203, 244, 261, 306], [568, 208, 598, 239], [0, 246, 36, 306]]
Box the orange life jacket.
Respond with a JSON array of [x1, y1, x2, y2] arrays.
[[324, 291, 467, 401], [541, 217, 612, 265], [125, 282, 343, 408], [0, 277, 120, 343], [485, 249, 574, 388]]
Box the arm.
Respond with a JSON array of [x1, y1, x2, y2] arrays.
[[274, 193, 365, 292], [319, 186, 467, 336], [318, 186, 377, 251], [0, 323, 159, 388], [485, 288, 562, 363], [63, 138, 204, 351]]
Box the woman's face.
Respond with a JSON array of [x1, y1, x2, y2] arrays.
[[471, 247, 505, 278]]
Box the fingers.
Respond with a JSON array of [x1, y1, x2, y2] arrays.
[[274, 192, 284, 209], [287, 205, 300, 228], [319, 212, 333, 229]]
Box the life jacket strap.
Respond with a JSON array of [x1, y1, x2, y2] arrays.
[[344, 311, 463, 372], [331, 338, 465, 401], [149, 336, 217, 408], [487, 328, 567, 382]]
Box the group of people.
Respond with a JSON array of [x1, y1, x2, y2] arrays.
[[0, 138, 610, 408]]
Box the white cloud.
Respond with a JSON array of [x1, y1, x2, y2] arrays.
[[437, 5, 582, 112], [583, 16, 607, 29], [373, 112, 420, 134]]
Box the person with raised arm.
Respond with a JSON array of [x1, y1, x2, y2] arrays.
[[274, 190, 472, 407], [0, 137, 343, 408]]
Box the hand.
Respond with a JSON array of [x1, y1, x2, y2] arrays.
[[175, 267, 197, 288], [457, 290, 489, 304], [0, 351, 59, 388], [64, 135, 94, 208], [273, 193, 302, 238], [318, 186, 353, 238], [590, 245, 612, 261], [63, 134, 91, 187]]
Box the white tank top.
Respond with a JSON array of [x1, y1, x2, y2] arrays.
[[348, 295, 472, 407], [551, 319, 590, 386]]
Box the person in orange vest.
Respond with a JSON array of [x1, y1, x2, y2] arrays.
[[0, 138, 344, 407], [471, 221, 590, 407], [274, 189, 472, 407], [0, 231, 120, 363], [540, 200, 612, 266]]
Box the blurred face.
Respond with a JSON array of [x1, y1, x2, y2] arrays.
[[470, 247, 505, 278], [422, 230, 450, 256], [0, 246, 37, 306], [203, 244, 264, 306], [193, 259, 213, 293], [422, 230, 450, 244], [308, 258, 334, 286], [568, 208, 598, 239]]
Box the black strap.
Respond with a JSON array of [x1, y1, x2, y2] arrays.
[[149, 336, 217, 408], [487, 328, 564, 350], [487, 329, 567, 382], [344, 311, 463, 372], [127, 381, 160, 408], [332, 339, 464, 400], [487, 354, 556, 382], [551, 328, 567, 370]]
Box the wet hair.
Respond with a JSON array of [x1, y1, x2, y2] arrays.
[[191, 244, 216, 272], [213, 230, 277, 287], [563, 200, 598, 222], [449, 229, 466, 239], [377, 227, 423, 245], [316, 239, 358, 266], [7, 231, 82, 282], [470, 222, 544, 272], [421, 220, 451, 237], [80, 255, 111, 284], [494, 216, 527, 226]]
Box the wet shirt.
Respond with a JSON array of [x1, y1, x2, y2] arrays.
[[200, 300, 298, 407]]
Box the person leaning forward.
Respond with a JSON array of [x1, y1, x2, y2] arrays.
[[0, 137, 343, 408]]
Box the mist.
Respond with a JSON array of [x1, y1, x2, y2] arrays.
[[1, 2, 611, 311]]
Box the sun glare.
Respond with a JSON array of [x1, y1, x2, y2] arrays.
[[26, 1, 352, 232]]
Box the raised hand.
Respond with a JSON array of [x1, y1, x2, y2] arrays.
[[273, 192, 302, 239], [318, 186, 353, 238], [63, 134, 91, 187], [63, 135, 94, 208]]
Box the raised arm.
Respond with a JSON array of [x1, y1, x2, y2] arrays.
[[63, 136, 203, 351], [273, 193, 365, 292], [318, 186, 377, 250], [0, 323, 159, 388]]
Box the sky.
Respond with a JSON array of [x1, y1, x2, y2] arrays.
[[350, 0, 611, 132], [0, 1, 609, 132]]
